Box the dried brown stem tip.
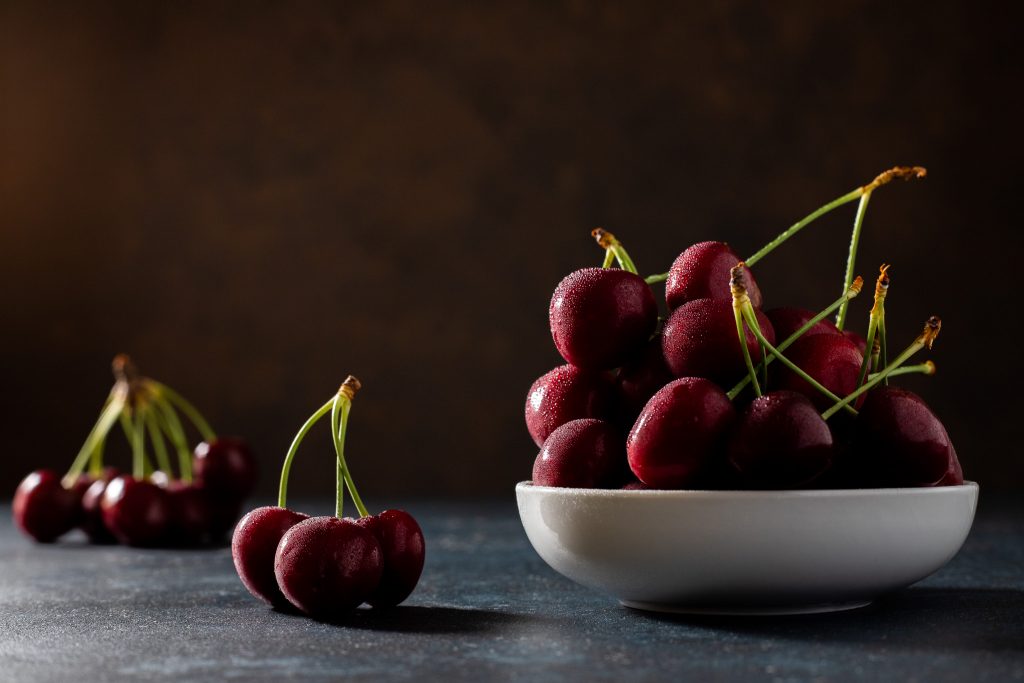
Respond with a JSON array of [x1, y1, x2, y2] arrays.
[[921, 316, 942, 349], [864, 166, 927, 192], [850, 276, 865, 296], [729, 263, 750, 303], [111, 354, 138, 384], [339, 375, 362, 400], [591, 228, 616, 249], [923, 360, 937, 375]]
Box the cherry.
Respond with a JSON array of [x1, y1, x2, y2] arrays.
[[665, 242, 763, 310], [531, 418, 623, 488], [165, 482, 212, 546], [79, 467, 120, 544], [621, 479, 652, 490], [100, 475, 172, 546], [232, 505, 310, 608], [937, 447, 964, 486], [356, 510, 426, 608], [775, 333, 863, 411], [202, 491, 244, 542], [193, 437, 258, 502], [765, 306, 841, 342], [854, 387, 955, 487], [13, 470, 78, 543], [661, 298, 775, 385], [524, 364, 615, 447], [726, 391, 834, 488], [274, 516, 383, 619], [627, 377, 735, 488], [549, 267, 658, 370], [844, 329, 868, 355], [616, 335, 673, 424]]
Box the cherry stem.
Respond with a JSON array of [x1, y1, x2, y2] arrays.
[[89, 437, 105, 478], [879, 315, 889, 384], [836, 192, 872, 330], [822, 316, 941, 419], [152, 381, 216, 443], [729, 266, 762, 397], [145, 410, 173, 476], [330, 396, 346, 519], [152, 397, 192, 483], [277, 397, 334, 509], [601, 249, 615, 269], [333, 377, 370, 518], [869, 361, 935, 380], [63, 388, 128, 488], [741, 302, 858, 415], [856, 265, 890, 387], [726, 277, 863, 400], [131, 408, 146, 480], [592, 229, 638, 275]]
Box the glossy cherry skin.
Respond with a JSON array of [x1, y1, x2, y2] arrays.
[[665, 242, 763, 310], [661, 298, 775, 385], [627, 377, 736, 488], [79, 468, 120, 544], [193, 437, 258, 502], [525, 364, 615, 447], [775, 334, 863, 411], [765, 307, 840, 343], [532, 418, 623, 488], [854, 387, 955, 487], [274, 516, 383, 619], [844, 330, 868, 355], [13, 470, 78, 543], [100, 476, 172, 546], [232, 506, 309, 608], [549, 267, 658, 370], [165, 482, 212, 546], [726, 391, 834, 488], [937, 447, 964, 486], [616, 335, 674, 424], [356, 510, 426, 608]]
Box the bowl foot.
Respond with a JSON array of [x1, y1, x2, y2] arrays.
[[620, 599, 872, 616]]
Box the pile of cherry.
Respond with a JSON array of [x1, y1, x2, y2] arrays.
[[527, 166, 964, 491], [232, 376, 425, 620], [13, 355, 257, 546]]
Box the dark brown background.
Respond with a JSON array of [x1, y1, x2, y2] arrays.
[[2, 1, 1021, 498]]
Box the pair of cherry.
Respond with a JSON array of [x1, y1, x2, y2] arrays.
[[528, 167, 962, 491], [13, 356, 257, 547], [232, 377, 425, 620]]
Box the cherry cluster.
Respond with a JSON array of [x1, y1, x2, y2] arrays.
[[526, 167, 963, 491], [233, 376, 425, 620], [13, 355, 257, 547]]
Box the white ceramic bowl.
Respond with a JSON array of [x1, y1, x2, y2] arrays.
[[516, 481, 978, 615]]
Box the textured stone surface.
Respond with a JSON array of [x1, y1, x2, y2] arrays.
[[1, 497, 1022, 682]]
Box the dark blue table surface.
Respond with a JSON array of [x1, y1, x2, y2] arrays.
[[1, 495, 1021, 682]]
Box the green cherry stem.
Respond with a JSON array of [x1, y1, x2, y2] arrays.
[[151, 381, 216, 443], [145, 409, 173, 476], [131, 408, 147, 479], [601, 248, 615, 269], [822, 316, 941, 420], [836, 192, 872, 330], [277, 396, 335, 509], [592, 229, 639, 275], [63, 387, 128, 487], [878, 314, 889, 385], [869, 360, 935, 380], [730, 266, 762, 398], [89, 436, 106, 477], [153, 397, 193, 483], [856, 265, 890, 388], [739, 298, 857, 416], [726, 276, 864, 400], [330, 395, 346, 519], [334, 376, 370, 518]]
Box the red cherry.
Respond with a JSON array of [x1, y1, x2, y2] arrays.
[[274, 516, 383, 619], [13, 470, 77, 543], [661, 298, 775, 385], [616, 335, 674, 424], [193, 437, 258, 502], [937, 447, 964, 486], [100, 476, 172, 546], [165, 482, 213, 546], [775, 334, 863, 411], [844, 329, 868, 355], [765, 307, 841, 342], [627, 377, 735, 488], [665, 242, 762, 310], [356, 510, 426, 608], [232, 506, 309, 608], [549, 267, 658, 370], [726, 391, 834, 488], [854, 387, 955, 487], [532, 418, 623, 488], [79, 467, 120, 544], [524, 364, 614, 447]]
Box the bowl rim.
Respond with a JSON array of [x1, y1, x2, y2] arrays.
[[516, 480, 979, 499]]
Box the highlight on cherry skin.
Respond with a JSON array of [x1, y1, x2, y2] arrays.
[[232, 376, 426, 620], [12, 354, 257, 547], [524, 166, 967, 493]]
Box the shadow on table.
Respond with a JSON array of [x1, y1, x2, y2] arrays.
[[632, 587, 1024, 653], [281, 605, 555, 635]]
